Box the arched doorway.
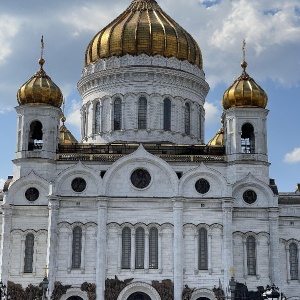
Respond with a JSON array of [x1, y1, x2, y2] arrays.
[[66, 297, 83, 300], [196, 298, 210, 300], [127, 292, 151, 300]]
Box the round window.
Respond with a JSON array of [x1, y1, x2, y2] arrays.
[[25, 187, 39, 202], [195, 178, 210, 194], [131, 169, 151, 189], [243, 190, 257, 204], [71, 177, 86, 193]]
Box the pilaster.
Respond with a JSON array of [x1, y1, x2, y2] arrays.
[[173, 199, 184, 300], [96, 198, 108, 300]]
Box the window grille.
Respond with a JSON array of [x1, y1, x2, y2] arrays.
[[163, 99, 171, 131], [149, 227, 158, 269], [72, 226, 82, 269], [246, 236, 256, 275], [95, 102, 101, 133], [198, 228, 208, 270], [290, 243, 298, 280], [185, 103, 190, 135], [114, 98, 122, 130], [135, 227, 145, 269], [138, 97, 147, 129], [122, 227, 131, 269], [24, 233, 34, 273]]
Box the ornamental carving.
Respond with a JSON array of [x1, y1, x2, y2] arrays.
[[105, 276, 133, 300], [151, 279, 173, 300], [212, 286, 225, 300], [51, 281, 72, 300], [81, 282, 96, 300], [182, 284, 195, 300]]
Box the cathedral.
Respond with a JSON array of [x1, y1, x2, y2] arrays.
[[0, 0, 300, 299]]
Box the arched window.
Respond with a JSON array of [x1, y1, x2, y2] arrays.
[[135, 227, 145, 269], [163, 98, 171, 131], [290, 243, 298, 280], [241, 123, 255, 153], [94, 102, 100, 133], [24, 233, 34, 273], [28, 121, 43, 150], [185, 103, 190, 135], [72, 226, 82, 269], [114, 98, 122, 130], [122, 227, 131, 269], [198, 228, 208, 270], [149, 227, 158, 269], [246, 236, 256, 275], [138, 97, 147, 129]]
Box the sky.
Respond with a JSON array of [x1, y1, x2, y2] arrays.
[[0, 0, 300, 192]]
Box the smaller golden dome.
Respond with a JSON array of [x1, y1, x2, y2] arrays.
[[59, 123, 78, 144], [17, 57, 63, 108], [207, 127, 224, 146], [222, 61, 268, 110]]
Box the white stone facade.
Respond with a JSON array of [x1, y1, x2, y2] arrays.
[[0, 14, 300, 300]]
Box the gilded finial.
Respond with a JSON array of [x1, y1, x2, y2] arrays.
[[241, 39, 247, 70], [229, 266, 235, 278], [61, 99, 66, 124], [39, 36, 45, 69]]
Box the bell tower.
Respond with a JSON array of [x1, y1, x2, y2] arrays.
[[15, 37, 63, 163], [222, 42, 269, 164]]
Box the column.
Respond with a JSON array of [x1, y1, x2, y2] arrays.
[[131, 229, 136, 271], [0, 203, 12, 284], [268, 208, 280, 284], [285, 246, 290, 283], [19, 238, 25, 274], [46, 198, 60, 299], [173, 199, 184, 300], [158, 232, 162, 273], [208, 232, 212, 274], [243, 239, 247, 278], [81, 228, 86, 273], [117, 231, 122, 273], [194, 232, 198, 274], [222, 199, 233, 288], [67, 232, 72, 273], [96, 199, 108, 300], [145, 231, 149, 271]]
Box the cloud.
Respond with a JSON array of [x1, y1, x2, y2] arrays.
[[0, 15, 21, 64], [66, 99, 81, 129], [0, 178, 5, 190], [284, 148, 300, 163], [204, 102, 221, 125]]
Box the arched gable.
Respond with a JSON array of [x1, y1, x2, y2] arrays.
[[232, 173, 277, 207], [103, 144, 178, 197], [54, 161, 102, 196], [5, 171, 49, 205], [117, 282, 161, 300], [179, 163, 231, 198]]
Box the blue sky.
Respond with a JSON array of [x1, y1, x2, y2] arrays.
[[0, 0, 300, 192]]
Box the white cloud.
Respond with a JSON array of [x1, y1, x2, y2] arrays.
[[0, 178, 5, 190], [204, 102, 221, 125], [0, 15, 21, 63], [66, 99, 81, 129], [284, 148, 300, 163]]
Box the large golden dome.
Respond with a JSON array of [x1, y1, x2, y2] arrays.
[[222, 61, 268, 110], [17, 58, 63, 108], [85, 0, 203, 68]]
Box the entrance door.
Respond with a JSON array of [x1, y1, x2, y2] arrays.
[[127, 292, 151, 300], [67, 297, 83, 300], [196, 298, 210, 300]]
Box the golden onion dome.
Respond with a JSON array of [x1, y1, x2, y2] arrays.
[[207, 127, 224, 146], [17, 58, 63, 108], [222, 61, 268, 110], [85, 0, 203, 68], [59, 118, 78, 144]]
